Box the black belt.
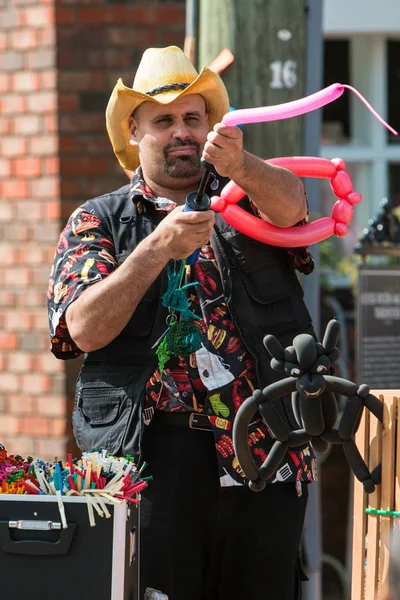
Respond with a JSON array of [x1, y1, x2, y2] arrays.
[[153, 411, 213, 432]]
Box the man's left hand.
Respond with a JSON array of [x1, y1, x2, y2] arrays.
[[203, 123, 245, 178]]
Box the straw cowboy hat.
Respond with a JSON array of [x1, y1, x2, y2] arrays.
[[106, 46, 230, 172]]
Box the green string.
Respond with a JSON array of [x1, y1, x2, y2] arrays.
[[155, 259, 202, 373], [365, 508, 400, 517], [161, 259, 201, 321]]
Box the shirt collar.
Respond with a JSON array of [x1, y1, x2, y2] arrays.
[[129, 166, 224, 213]]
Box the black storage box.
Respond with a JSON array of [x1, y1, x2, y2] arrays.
[[0, 494, 139, 600]]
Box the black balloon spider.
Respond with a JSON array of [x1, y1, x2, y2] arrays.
[[233, 319, 383, 493]]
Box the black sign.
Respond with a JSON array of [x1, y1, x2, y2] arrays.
[[358, 267, 400, 389]]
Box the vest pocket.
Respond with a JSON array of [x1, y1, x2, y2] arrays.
[[73, 385, 132, 455], [221, 231, 297, 304]]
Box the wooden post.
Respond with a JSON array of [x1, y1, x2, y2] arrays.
[[198, 0, 307, 159], [364, 406, 382, 598], [351, 409, 369, 600], [352, 390, 399, 600]]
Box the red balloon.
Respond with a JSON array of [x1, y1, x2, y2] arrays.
[[211, 157, 361, 248]]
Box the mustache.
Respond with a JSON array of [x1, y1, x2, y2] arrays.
[[163, 138, 201, 156]]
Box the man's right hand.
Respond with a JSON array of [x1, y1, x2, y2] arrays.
[[153, 205, 215, 260]]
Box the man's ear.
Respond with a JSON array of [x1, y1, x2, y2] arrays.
[[128, 116, 139, 146]]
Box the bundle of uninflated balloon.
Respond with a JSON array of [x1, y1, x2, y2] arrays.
[[0, 444, 150, 528]]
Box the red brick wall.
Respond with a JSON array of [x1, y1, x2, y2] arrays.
[[0, 1, 65, 459], [0, 0, 185, 460]]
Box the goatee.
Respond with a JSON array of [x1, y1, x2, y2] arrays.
[[162, 139, 202, 178]]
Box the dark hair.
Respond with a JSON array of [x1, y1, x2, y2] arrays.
[[145, 83, 190, 97], [130, 83, 191, 119]]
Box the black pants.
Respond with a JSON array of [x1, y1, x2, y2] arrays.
[[140, 417, 308, 600]]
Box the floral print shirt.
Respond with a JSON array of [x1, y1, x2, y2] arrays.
[[47, 167, 316, 487]]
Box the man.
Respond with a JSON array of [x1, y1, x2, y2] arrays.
[[48, 46, 316, 599]]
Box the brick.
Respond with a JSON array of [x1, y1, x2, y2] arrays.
[[1, 52, 24, 71], [0, 414, 20, 434], [62, 157, 106, 176], [4, 435, 35, 458], [0, 201, 14, 221], [32, 221, 60, 243], [32, 265, 55, 287], [157, 29, 185, 46], [107, 27, 156, 47], [15, 200, 43, 221], [36, 395, 66, 417], [78, 6, 127, 25], [31, 176, 59, 198], [0, 9, 19, 29], [50, 418, 67, 436], [0, 72, 11, 93], [31, 310, 48, 332], [1, 136, 27, 157], [30, 135, 57, 155], [22, 6, 55, 28], [32, 355, 63, 376], [20, 416, 50, 436], [44, 157, 59, 175], [26, 91, 57, 113], [26, 48, 55, 70], [38, 26, 55, 46], [0, 118, 12, 135], [39, 70, 57, 90], [60, 181, 78, 199], [21, 374, 51, 395], [13, 114, 42, 135], [11, 0, 38, 5], [0, 95, 26, 114], [0, 373, 19, 394], [55, 7, 76, 26], [153, 6, 185, 24], [7, 395, 35, 416], [19, 246, 51, 265], [129, 7, 155, 24], [59, 92, 79, 111], [13, 71, 40, 92], [59, 71, 105, 91], [43, 114, 57, 133], [4, 311, 34, 331], [0, 223, 32, 243], [17, 289, 47, 308], [19, 332, 49, 352], [60, 114, 105, 133], [6, 353, 34, 374], [59, 136, 78, 153], [0, 333, 18, 350], [13, 157, 43, 177], [1, 180, 29, 199], [0, 245, 19, 264], [34, 437, 67, 460], [0, 158, 12, 178], [44, 246, 57, 264], [9, 29, 38, 49], [0, 291, 17, 307], [4, 267, 32, 287], [45, 201, 61, 220]]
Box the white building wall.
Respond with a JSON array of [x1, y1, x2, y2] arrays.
[[323, 0, 400, 35]]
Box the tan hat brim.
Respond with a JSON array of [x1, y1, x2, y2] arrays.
[[105, 67, 230, 172]]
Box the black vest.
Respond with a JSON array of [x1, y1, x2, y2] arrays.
[[74, 184, 313, 459]]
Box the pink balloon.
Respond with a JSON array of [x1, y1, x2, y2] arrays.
[[223, 84, 344, 126], [210, 157, 361, 248], [222, 83, 398, 136]]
